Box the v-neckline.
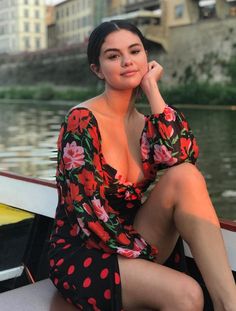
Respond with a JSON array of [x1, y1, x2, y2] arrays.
[[75, 107, 148, 186]]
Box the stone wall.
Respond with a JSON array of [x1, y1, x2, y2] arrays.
[[156, 18, 236, 86], [0, 18, 235, 87]]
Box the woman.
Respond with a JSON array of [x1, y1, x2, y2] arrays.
[[49, 21, 236, 311]]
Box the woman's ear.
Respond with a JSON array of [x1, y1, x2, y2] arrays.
[[90, 64, 105, 80]]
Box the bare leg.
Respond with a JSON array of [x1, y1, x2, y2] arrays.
[[117, 255, 203, 311], [133, 163, 236, 311]]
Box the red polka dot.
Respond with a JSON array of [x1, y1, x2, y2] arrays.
[[114, 272, 120, 285], [100, 268, 109, 279], [57, 219, 64, 227], [49, 259, 54, 267], [66, 298, 72, 304], [102, 253, 111, 259], [53, 277, 58, 286], [67, 265, 75, 275], [63, 281, 70, 290], [104, 289, 111, 300], [83, 277, 91, 288], [83, 257, 92, 268], [63, 244, 71, 250], [56, 258, 64, 266], [56, 238, 65, 244], [88, 297, 96, 305]]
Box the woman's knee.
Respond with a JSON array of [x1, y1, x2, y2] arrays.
[[163, 162, 207, 194], [179, 277, 204, 311]]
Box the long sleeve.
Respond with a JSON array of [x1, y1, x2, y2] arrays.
[[56, 108, 157, 261], [142, 105, 199, 171]]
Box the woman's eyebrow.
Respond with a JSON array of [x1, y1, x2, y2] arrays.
[[103, 43, 142, 54]]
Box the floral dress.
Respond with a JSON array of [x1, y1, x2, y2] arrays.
[[48, 105, 199, 311]]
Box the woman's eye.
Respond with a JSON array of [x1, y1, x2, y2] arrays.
[[131, 49, 140, 54], [108, 54, 119, 60]]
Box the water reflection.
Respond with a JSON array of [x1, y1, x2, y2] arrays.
[[0, 102, 235, 219], [0, 103, 66, 179]]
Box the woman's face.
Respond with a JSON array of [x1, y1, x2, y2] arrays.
[[92, 29, 148, 91]]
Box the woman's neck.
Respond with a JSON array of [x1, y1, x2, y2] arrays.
[[102, 87, 137, 120]]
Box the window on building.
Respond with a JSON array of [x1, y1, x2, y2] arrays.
[[66, 7, 69, 16], [175, 4, 184, 19], [35, 23, 40, 33], [24, 0, 28, 4], [24, 22, 29, 32], [35, 38, 41, 49], [35, 0, 39, 5], [24, 37, 30, 49], [24, 9, 28, 18], [35, 10, 40, 18], [199, 3, 216, 19]]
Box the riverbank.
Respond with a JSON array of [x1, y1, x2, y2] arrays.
[[0, 82, 235, 106]]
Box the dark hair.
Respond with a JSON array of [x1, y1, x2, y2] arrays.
[[87, 20, 148, 67]]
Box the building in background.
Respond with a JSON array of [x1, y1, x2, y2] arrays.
[[46, 5, 57, 48], [54, 0, 108, 47], [104, 0, 236, 51], [0, 0, 47, 54]]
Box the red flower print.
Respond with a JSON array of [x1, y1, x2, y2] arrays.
[[63, 141, 85, 170], [154, 144, 177, 166], [146, 120, 155, 139], [133, 237, 147, 251], [158, 121, 174, 139], [181, 120, 189, 131], [88, 127, 100, 151], [116, 247, 141, 258], [141, 133, 150, 160], [88, 221, 110, 243], [117, 233, 131, 246], [57, 126, 65, 150], [83, 202, 93, 215], [91, 198, 109, 222], [67, 109, 90, 133], [80, 169, 98, 196], [70, 183, 82, 201], [65, 192, 73, 212], [180, 137, 192, 159], [77, 218, 90, 237], [164, 106, 176, 122]]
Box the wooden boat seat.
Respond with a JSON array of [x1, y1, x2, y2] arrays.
[[0, 278, 77, 311]]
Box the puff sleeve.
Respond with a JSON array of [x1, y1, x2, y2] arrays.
[[141, 105, 199, 171]]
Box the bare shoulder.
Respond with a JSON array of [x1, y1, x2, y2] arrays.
[[75, 95, 103, 112]]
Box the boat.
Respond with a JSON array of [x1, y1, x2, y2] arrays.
[[0, 170, 235, 309]]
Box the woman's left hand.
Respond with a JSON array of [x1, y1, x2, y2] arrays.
[[140, 61, 163, 94]]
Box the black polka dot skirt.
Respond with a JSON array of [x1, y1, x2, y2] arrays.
[[49, 247, 123, 311]]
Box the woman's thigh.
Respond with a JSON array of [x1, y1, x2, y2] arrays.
[[117, 255, 203, 311]]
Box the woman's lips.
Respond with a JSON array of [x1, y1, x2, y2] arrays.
[[121, 70, 138, 77]]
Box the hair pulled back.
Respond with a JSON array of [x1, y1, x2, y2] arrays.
[[87, 20, 148, 67]]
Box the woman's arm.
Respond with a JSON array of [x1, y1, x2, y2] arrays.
[[140, 61, 166, 114]]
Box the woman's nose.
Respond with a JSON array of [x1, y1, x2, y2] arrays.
[[122, 56, 132, 67]]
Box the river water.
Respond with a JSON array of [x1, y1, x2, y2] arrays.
[[0, 101, 235, 220]]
